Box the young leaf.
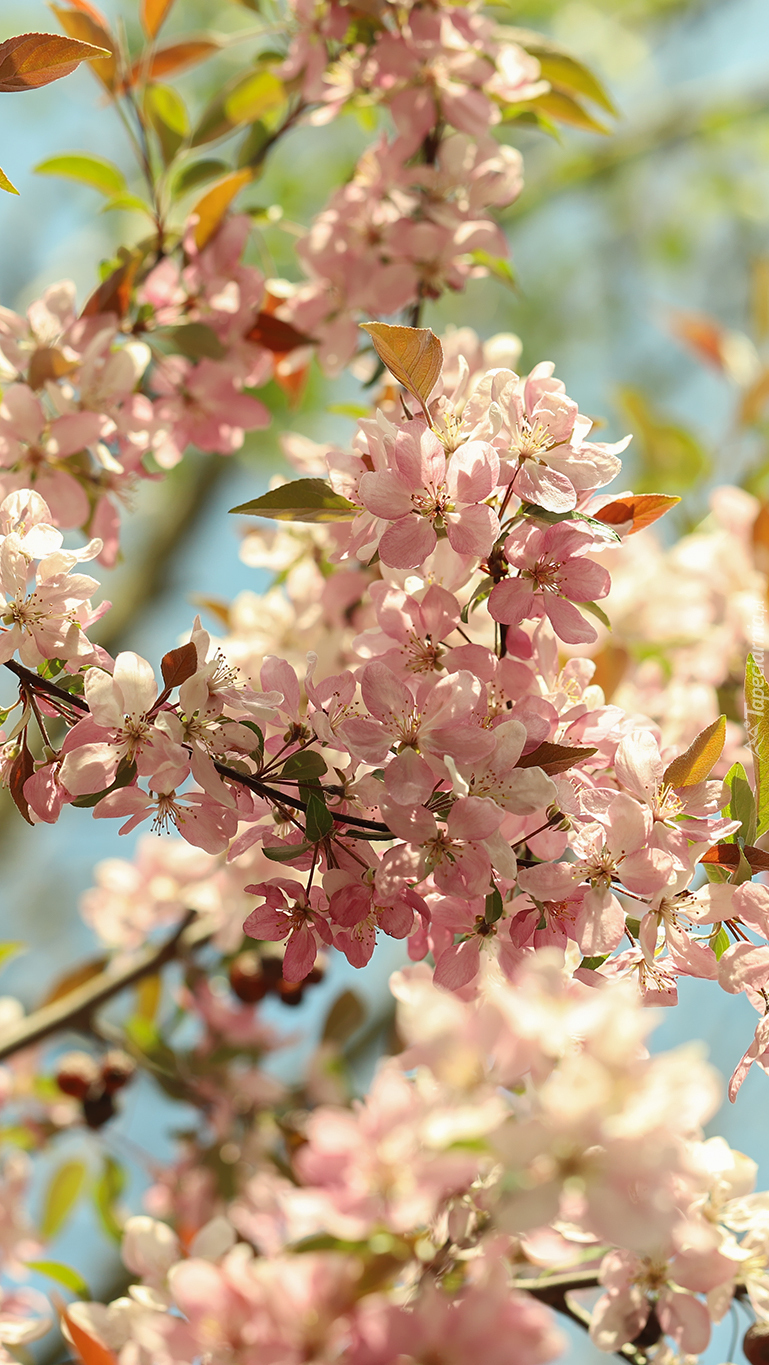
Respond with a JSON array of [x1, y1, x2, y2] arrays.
[[25, 1259, 90, 1298], [303, 783, 334, 841], [662, 715, 726, 789], [263, 840, 314, 862], [161, 641, 198, 690], [536, 52, 617, 116], [0, 31, 110, 91], [528, 88, 610, 135], [60, 1304, 119, 1365], [577, 600, 611, 630], [48, 9, 117, 92], [0, 941, 25, 969], [722, 761, 757, 847], [280, 749, 328, 781], [224, 69, 285, 125], [322, 990, 365, 1044], [162, 322, 226, 360], [141, 0, 177, 39], [34, 152, 126, 196], [700, 844, 769, 875], [42, 955, 108, 1004], [41, 1160, 87, 1238], [172, 158, 229, 196], [360, 323, 443, 415], [92, 1155, 125, 1242], [9, 736, 35, 825], [516, 741, 597, 775], [133, 36, 224, 84], [80, 249, 141, 319], [484, 887, 504, 923], [710, 925, 730, 960], [0, 165, 18, 194], [100, 193, 154, 217], [191, 167, 252, 248], [594, 494, 681, 535], [144, 83, 189, 164], [230, 479, 357, 523], [745, 652, 769, 837], [246, 312, 314, 352], [469, 250, 516, 288]]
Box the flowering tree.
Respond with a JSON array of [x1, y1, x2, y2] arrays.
[[0, 3, 768, 1364]]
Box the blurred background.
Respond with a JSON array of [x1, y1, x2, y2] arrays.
[[0, 1, 768, 1360]]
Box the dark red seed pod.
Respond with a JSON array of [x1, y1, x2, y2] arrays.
[[82, 1086, 116, 1129], [744, 1323, 769, 1365], [55, 1051, 100, 1100], [305, 962, 325, 986], [278, 979, 305, 1007], [100, 1050, 136, 1094], [261, 958, 284, 990], [229, 951, 269, 1004]]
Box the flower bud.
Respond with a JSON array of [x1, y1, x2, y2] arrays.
[[229, 951, 269, 1003]]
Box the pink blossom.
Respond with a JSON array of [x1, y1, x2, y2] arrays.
[[489, 522, 610, 645], [243, 878, 332, 981]]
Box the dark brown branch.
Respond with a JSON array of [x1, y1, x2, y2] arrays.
[[513, 1271, 650, 1365], [0, 912, 211, 1062]]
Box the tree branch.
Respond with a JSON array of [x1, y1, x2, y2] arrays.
[[0, 912, 212, 1062], [513, 1270, 651, 1365]]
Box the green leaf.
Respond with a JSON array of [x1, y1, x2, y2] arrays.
[[92, 1155, 125, 1243], [322, 990, 366, 1044], [619, 388, 711, 494], [100, 193, 154, 216], [580, 954, 609, 970], [527, 88, 611, 135], [172, 157, 229, 196], [25, 1259, 90, 1298], [263, 840, 314, 862], [469, 250, 516, 289], [237, 119, 271, 169], [304, 783, 334, 841], [280, 750, 328, 782], [41, 1160, 87, 1239], [225, 70, 284, 125], [745, 653, 769, 837], [71, 759, 137, 808], [577, 600, 611, 630], [484, 887, 504, 923], [162, 322, 226, 360], [536, 52, 617, 117], [722, 761, 757, 846], [460, 575, 493, 624], [231, 479, 357, 524], [34, 153, 127, 197], [327, 403, 370, 419], [710, 926, 730, 960], [144, 83, 190, 165], [0, 941, 25, 969], [0, 164, 18, 195]]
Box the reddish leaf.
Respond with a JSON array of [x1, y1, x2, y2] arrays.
[[517, 742, 597, 775], [663, 715, 726, 789], [701, 844, 769, 875], [246, 312, 314, 353], [27, 346, 79, 390], [131, 38, 223, 84], [669, 309, 727, 370], [161, 641, 198, 691], [360, 322, 443, 417], [60, 1305, 119, 1365], [141, 0, 177, 39], [49, 8, 117, 91], [192, 169, 252, 249], [9, 735, 35, 825], [595, 494, 681, 535], [81, 252, 140, 320], [0, 31, 110, 92]]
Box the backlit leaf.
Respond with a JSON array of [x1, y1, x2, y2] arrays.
[[722, 761, 757, 848], [49, 9, 117, 91], [528, 88, 610, 134], [61, 1304, 119, 1365], [42, 955, 108, 1004], [25, 1259, 90, 1298], [161, 641, 198, 690], [0, 941, 25, 969], [9, 735, 35, 825], [0, 165, 18, 194], [172, 158, 228, 196], [595, 494, 681, 535], [41, 1160, 87, 1238], [92, 1155, 125, 1242], [35, 152, 126, 196], [144, 83, 189, 164], [162, 322, 226, 360], [516, 741, 597, 775], [134, 36, 223, 84], [663, 715, 726, 788], [619, 388, 710, 494], [141, 0, 177, 39], [469, 249, 516, 288], [360, 323, 443, 416], [322, 990, 365, 1044], [246, 312, 313, 352], [231, 478, 357, 523], [191, 168, 252, 248], [745, 653, 769, 837], [701, 844, 769, 874], [225, 69, 284, 125], [577, 600, 611, 630], [80, 249, 141, 319], [0, 31, 109, 91]]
